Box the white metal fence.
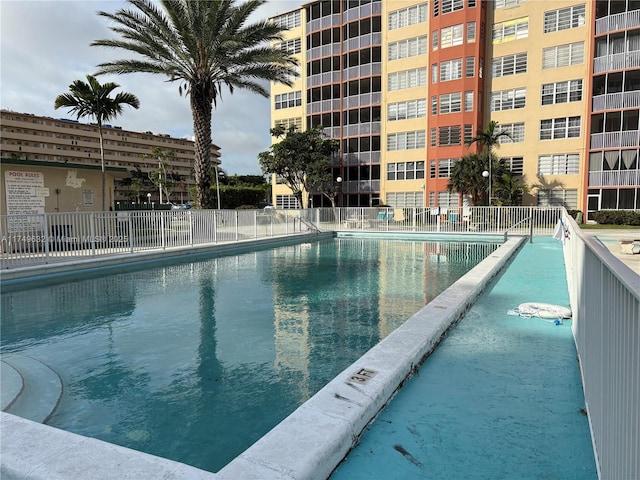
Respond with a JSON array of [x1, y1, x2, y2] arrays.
[[562, 213, 640, 480]]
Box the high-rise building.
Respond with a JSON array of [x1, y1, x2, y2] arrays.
[[268, 0, 640, 217]]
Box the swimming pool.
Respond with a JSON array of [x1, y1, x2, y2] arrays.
[[1, 236, 501, 473]]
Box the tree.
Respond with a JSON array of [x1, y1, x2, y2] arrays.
[[143, 147, 176, 203], [92, 0, 299, 209], [493, 173, 530, 206], [54, 75, 140, 211], [258, 125, 339, 208], [447, 153, 507, 206]]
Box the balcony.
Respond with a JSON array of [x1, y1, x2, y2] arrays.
[[307, 99, 341, 115], [343, 63, 382, 81], [590, 130, 640, 148], [595, 9, 640, 35], [342, 92, 382, 109], [343, 122, 381, 137], [307, 72, 341, 88], [307, 43, 341, 61], [588, 169, 640, 186], [592, 91, 640, 111], [593, 50, 640, 73]]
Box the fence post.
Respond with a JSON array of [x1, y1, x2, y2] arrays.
[[42, 214, 50, 263], [89, 212, 96, 256], [128, 213, 134, 253], [235, 211, 239, 241], [529, 206, 534, 243]]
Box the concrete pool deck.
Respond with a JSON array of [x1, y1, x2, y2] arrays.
[[2, 234, 521, 479]]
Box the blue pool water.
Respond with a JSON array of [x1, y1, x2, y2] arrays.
[[0, 237, 499, 473], [331, 238, 597, 479]]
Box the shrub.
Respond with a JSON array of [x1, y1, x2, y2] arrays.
[[593, 210, 640, 226]]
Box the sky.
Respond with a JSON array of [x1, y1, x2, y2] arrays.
[[0, 0, 302, 175]]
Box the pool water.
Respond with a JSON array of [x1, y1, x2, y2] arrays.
[[1, 237, 499, 473]]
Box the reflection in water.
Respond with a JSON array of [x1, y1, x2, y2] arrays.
[[0, 237, 499, 473]]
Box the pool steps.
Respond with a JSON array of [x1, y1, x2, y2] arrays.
[[1, 355, 63, 424]]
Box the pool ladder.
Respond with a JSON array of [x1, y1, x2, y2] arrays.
[[296, 216, 320, 233]]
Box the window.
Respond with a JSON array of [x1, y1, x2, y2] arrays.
[[387, 161, 425, 180], [490, 88, 526, 111], [275, 91, 302, 109], [273, 117, 302, 130], [442, 0, 464, 14], [388, 68, 428, 91], [537, 189, 578, 209], [541, 80, 583, 105], [387, 192, 425, 208], [438, 158, 457, 178], [464, 124, 474, 143], [439, 93, 462, 114], [492, 17, 529, 44], [431, 96, 437, 115], [276, 38, 301, 54], [467, 22, 476, 42], [388, 99, 427, 121], [389, 3, 428, 30], [438, 125, 462, 146], [441, 24, 464, 48], [465, 91, 474, 111], [539, 117, 581, 140], [272, 11, 301, 29], [432, 30, 439, 50], [437, 191, 460, 207], [389, 36, 428, 61], [495, 0, 527, 8], [466, 57, 476, 77], [538, 154, 580, 174], [491, 52, 527, 77], [544, 4, 585, 33], [440, 58, 462, 82], [432, 64, 438, 83], [502, 156, 524, 175], [498, 123, 525, 143], [542, 42, 584, 69], [430, 160, 437, 178], [430, 128, 436, 146], [276, 195, 301, 209], [387, 131, 426, 151]]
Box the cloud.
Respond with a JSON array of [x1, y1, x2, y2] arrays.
[[0, 0, 302, 175]]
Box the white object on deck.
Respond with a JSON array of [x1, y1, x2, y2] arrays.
[[508, 302, 572, 319]]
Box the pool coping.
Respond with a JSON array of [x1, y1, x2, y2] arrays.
[[0, 234, 526, 480]]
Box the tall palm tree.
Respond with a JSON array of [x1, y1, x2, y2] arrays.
[[466, 120, 511, 205], [54, 75, 140, 211], [92, 0, 299, 208]]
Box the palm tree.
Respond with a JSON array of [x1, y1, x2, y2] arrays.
[[92, 0, 299, 209], [447, 153, 508, 206], [54, 75, 140, 211], [466, 120, 512, 205]]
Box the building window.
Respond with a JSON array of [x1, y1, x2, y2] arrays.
[[492, 17, 529, 44], [495, 0, 527, 8], [441, 24, 464, 48], [544, 4, 586, 33], [389, 36, 428, 61], [542, 42, 584, 69], [387, 192, 425, 208], [539, 116, 581, 140], [273, 117, 302, 130], [442, 0, 464, 15], [538, 153, 580, 174], [467, 22, 476, 43], [491, 52, 527, 77], [537, 189, 578, 209], [439, 92, 462, 114], [438, 158, 457, 178], [465, 57, 476, 77], [389, 3, 428, 30], [437, 191, 460, 207], [387, 161, 426, 180], [431, 96, 437, 115], [502, 156, 524, 175], [276, 194, 301, 209], [430, 128, 437, 146], [541, 80, 583, 105], [490, 88, 526, 111], [272, 11, 301, 30], [276, 38, 301, 54], [387, 130, 426, 151], [498, 122, 525, 143], [432, 64, 438, 83], [432, 30, 439, 50], [468, 0, 477, 7], [430, 160, 437, 178], [464, 91, 474, 111], [388, 68, 428, 91], [464, 124, 474, 143], [388, 99, 427, 121], [433, 0, 439, 17], [438, 125, 462, 146], [440, 58, 462, 82], [275, 91, 302, 109]]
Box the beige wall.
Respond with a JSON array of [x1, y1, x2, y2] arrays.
[[0, 162, 114, 216]]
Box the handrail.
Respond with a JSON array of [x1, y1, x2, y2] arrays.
[[503, 216, 533, 243], [297, 216, 320, 233]]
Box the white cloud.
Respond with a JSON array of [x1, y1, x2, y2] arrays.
[[0, 0, 302, 175]]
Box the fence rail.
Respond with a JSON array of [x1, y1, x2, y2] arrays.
[[562, 213, 640, 480]]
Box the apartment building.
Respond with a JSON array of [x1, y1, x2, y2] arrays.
[[268, 0, 640, 216], [0, 109, 221, 214]]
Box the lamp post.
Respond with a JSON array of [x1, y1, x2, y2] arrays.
[[482, 170, 491, 206], [147, 192, 152, 206], [336, 176, 342, 207]]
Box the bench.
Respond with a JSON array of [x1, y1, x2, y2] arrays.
[[619, 239, 640, 255]]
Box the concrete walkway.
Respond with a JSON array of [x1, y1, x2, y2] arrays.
[[582, 228, 640, 275], [331, 238, 597, 479]]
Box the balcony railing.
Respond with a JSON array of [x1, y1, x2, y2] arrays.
[[343, 92, 382, 109], [588, 169, 640, 187], [590, 130, 640, 148], [343, 63, 382, 81], [307, 43, 341, 61], [343, 122, 381, 137], [593, 50, 640, 73], [592, 90, 640, 111], [307, 71, 341, 88], [595, 9, 640, 35], [307, 99, 342, 114]]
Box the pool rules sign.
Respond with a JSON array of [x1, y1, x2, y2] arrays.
[[4, 170, 48, 230]]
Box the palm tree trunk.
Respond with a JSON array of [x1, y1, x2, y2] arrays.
[[98, 126, 106, 212], [191, 93, 214, 209]]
